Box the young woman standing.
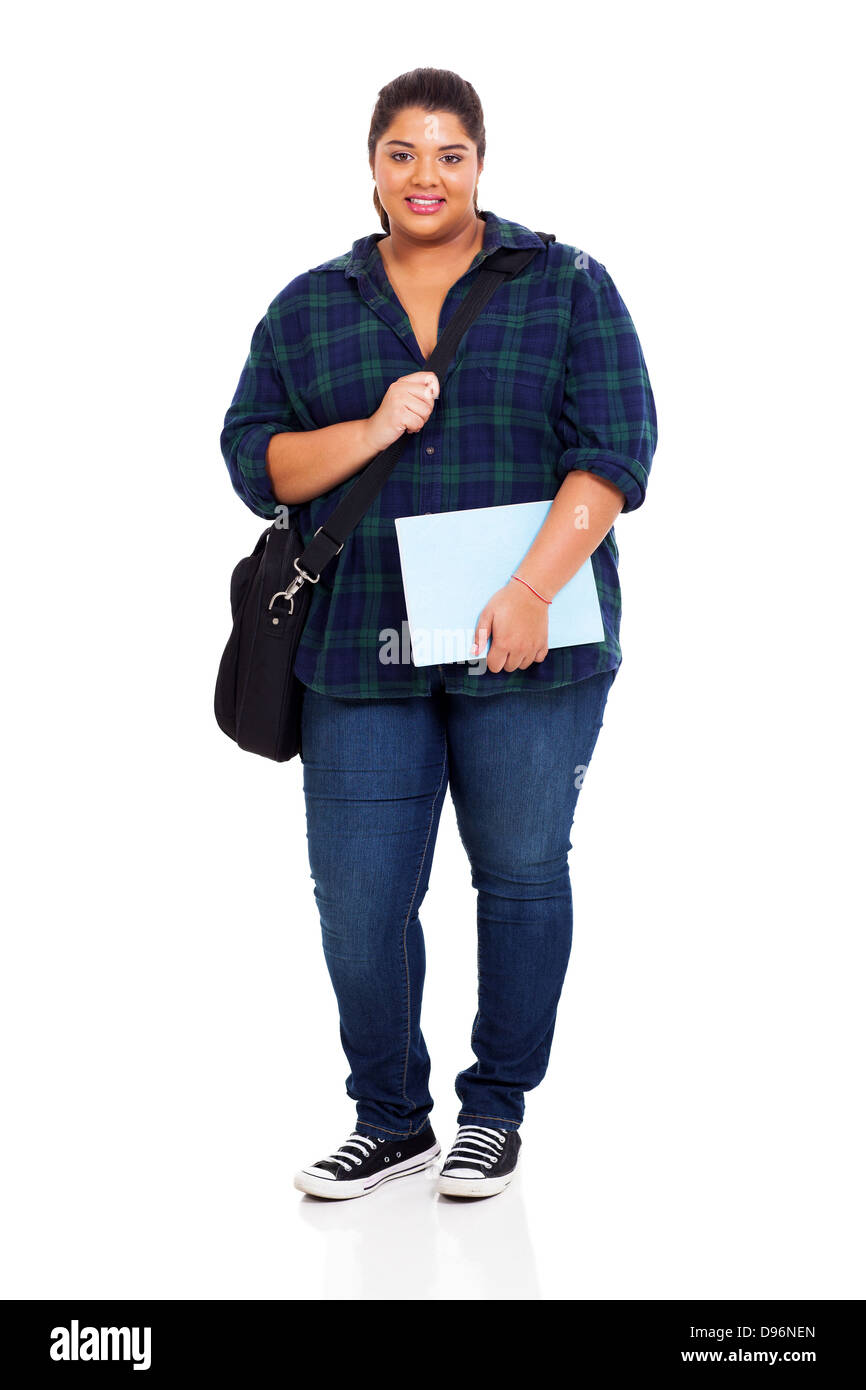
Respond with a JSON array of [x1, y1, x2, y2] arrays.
[[221, 68, 658, 1200]]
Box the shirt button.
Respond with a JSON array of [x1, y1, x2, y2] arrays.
[[425, 446, 435, 455]]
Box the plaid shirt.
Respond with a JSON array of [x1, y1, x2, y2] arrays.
[[220, 209, 657, 697]]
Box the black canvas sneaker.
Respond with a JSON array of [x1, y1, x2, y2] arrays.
[[435, 1124, 521, 1197], [294, 1126, 441, 1200]]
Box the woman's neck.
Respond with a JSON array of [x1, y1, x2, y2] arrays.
[[378, 212, 486, 277]]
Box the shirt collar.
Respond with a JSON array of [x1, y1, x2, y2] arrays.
[[343, 209, 546, 282]]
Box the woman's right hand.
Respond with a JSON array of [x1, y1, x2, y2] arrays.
[[364, 371, 440, 454]]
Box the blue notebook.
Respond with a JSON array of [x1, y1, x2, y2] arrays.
[[394, 500, 604, 667]]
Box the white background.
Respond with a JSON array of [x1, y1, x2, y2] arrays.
[[2, 0, 863, 1301]]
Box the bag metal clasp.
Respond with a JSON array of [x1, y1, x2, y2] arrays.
[[268, 530, 335, 616], [268, 572, 303, 616]]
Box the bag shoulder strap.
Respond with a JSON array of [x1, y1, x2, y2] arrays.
[[294, 232, 556, 583]]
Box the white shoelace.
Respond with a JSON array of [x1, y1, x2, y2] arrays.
[[325, 1132, 381, 1172], [445, 1125, 508, 1169]]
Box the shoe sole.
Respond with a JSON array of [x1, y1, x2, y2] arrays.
[[294, 1143, 441, 1200], [435, 1171, 515, 1198]]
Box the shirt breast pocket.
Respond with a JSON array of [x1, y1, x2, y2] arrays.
[[466, 299, 567, 414], [478, 362, 539, 390], [466, 361, 553, 417]]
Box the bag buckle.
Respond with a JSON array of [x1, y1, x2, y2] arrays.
[[312, 524, 344, 558], [268, 526, 340, 612], [268, 571, 306, 614], [292, 556, 321, 584]]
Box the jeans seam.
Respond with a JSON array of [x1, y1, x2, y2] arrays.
[[400, 738, 448, 1111], [471, 927, 481, 1042], [457, 1111, 519, 1125], [356, 1120, 420, 1139]]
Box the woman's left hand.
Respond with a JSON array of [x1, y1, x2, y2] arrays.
[[472, 579, 550, 672]]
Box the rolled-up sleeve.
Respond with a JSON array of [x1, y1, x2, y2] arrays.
[[220, 310, 304, 519], [555, 267, 657, 512]]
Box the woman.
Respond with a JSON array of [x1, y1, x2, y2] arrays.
[[221, 68, 657, 1201]]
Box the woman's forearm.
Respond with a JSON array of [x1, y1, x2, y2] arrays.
[[266, 419, 380, 505], [515, 471, 625, 599]]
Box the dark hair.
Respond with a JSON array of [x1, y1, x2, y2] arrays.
[[368, 68, 485, 233]]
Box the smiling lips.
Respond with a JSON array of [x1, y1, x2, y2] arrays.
[[405, 197, 445, 214]]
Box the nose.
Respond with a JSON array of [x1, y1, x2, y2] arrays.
[[410, 159, 442, 186]]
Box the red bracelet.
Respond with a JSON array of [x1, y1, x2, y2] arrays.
[[511, 573, 552, 605]]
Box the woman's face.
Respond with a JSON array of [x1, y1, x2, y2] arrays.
[[372, 106, 483, 237]]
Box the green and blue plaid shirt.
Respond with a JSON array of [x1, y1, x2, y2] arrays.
[[220, 209, 657, 697]]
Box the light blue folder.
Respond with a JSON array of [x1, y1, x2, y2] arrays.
[[394, 500, 604, 667]]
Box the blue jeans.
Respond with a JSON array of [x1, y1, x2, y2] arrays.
[[299, 664, 617, 1139]]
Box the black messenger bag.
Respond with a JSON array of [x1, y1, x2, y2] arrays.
[[214, 232, 555, 762]]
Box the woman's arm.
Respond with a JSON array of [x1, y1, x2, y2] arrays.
[[513, 470, 624, 599], [472, 472, 624, 671], [472, 260, 656, 672], [221, 305, 440, 514], [266, 370, 442, 505], [265, 420, 380, 505]]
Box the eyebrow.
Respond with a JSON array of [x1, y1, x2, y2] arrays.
[[383, 140, 469, 151]]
